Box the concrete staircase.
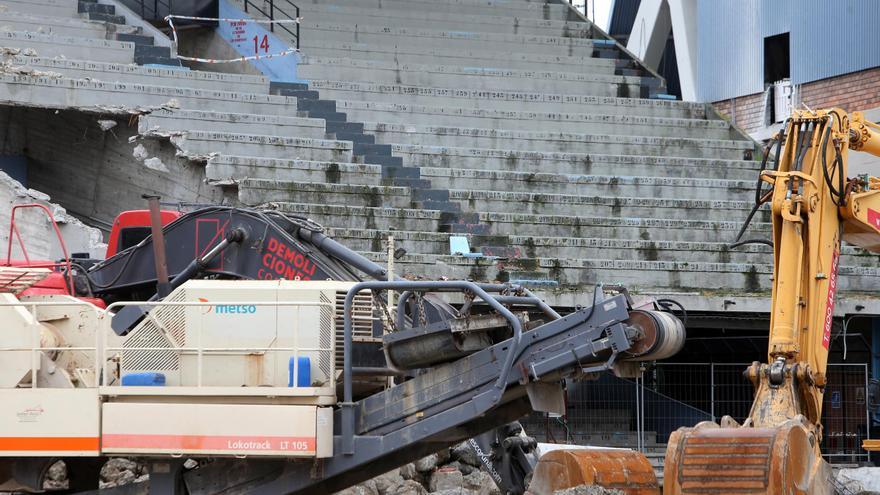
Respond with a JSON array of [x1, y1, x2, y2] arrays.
[[0, 0, 878, 308], [225, 0, 880, 302]]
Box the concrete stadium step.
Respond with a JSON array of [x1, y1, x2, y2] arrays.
[[385, 144, 757, 173], [236, 178, 754, 220], [10, 55, 269, 93], [206, 155, 382, 185], [297, 3, 595, 36], [362, 251, 880, 293], [335, 100, 727, 139], [436, 173, 754, 201], [269, 202, 768, 243], [172, 131, 353, 163], [237, 179, 411, 208], [138, 109, 325, 138], [446, 190, 755, 220], [290, 0, 578, 20], [0, 11, 112, 38], [376, 252, 777, 292], [0, 74, 296, 116], [0, 0, 78, 17], [367, 124, 750, 160], [310, 81, 695, 116], [296, 22, 604, 57], [300, 44, 620, 73], [422, 167, 756, 197], [297, 57, 646, 94], [323, 229, 880, 268], [0, 31, 134, 64]]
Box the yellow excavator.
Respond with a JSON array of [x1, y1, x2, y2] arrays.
[[664, 108, 880, 494]]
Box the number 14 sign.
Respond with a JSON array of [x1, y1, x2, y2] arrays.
[[253, 34, 270, 55]]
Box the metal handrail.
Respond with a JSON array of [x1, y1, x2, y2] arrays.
[[0, 300, 103, 388], [244, 0, 300, 50], [135, 0, 173, 21]]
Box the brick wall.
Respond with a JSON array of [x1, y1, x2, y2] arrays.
[[713, 93, 766, 135], [713, 67, 880, 135]]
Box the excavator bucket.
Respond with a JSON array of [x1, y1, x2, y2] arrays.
[[663, 422, 831, 495], [528, 449, 660, 495]]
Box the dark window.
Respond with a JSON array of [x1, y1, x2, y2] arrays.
[[764, 33, 790, 83], [119, 226, 151, 251]]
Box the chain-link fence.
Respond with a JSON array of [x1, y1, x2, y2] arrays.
[[524, 363, 870, 463]]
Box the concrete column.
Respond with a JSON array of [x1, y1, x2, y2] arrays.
[[626, 0, 670, 71], [667, 0, 699, 102], [627, 0, 700, 102]]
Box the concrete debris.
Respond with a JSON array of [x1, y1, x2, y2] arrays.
[[97, 119, 118, 131], [451, 442, 481, 468], [0, 58, 62, 79], [429, 467, 464, 492], [399, 463, 418, 480], [836, 467, 880, 494], [373, 468, 405, 494], [132, 143, 149, 161], [333, 446, 503, 495], [551, 487, 624, 495], [43, 460, 67, 490], [415, 454, 440, 473], [385, 480, 428, 495], [143, 157, 169, 173], [100, 458, 148, 489], [164, 98, 181, 109]]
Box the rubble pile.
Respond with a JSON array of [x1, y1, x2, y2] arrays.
[[334, 442, 625, 495], [334, 442, 501, 495]]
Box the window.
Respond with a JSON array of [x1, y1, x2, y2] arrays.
[[764, 33, 790, 84]]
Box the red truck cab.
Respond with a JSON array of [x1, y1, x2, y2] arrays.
[[106, 209, 181, 258], [4, 205, 180, 305]]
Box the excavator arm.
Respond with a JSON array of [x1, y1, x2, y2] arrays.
[[664, 109, 880, 495]]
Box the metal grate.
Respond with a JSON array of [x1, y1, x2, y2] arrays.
[[121, 289, 188, 372], [333, 290, 376, 370], [319, 291, 334, 381]]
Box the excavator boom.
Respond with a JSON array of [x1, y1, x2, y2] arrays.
[[664, 109, 880, 494]]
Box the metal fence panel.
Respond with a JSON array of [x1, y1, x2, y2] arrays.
[[524, 363, 869, 463]]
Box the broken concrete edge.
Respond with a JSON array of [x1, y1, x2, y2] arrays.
[[134, 127, 219, 171], [0, 170, 107, 257]]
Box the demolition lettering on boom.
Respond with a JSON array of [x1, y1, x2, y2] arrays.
[[822, 250, 840, 350], [258, 236, 318, 281]]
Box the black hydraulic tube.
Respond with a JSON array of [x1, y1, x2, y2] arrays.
[[110, 229, 245, 335], [343, 281, 523, 455], [394, 284, 509, 329], [297, 229, 392, 281]]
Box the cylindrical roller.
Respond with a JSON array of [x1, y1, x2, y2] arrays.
[[528, 449, 659, 495], [623, 310, 685, 361]]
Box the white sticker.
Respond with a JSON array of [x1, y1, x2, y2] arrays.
[[603, 300, 618, 312]]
